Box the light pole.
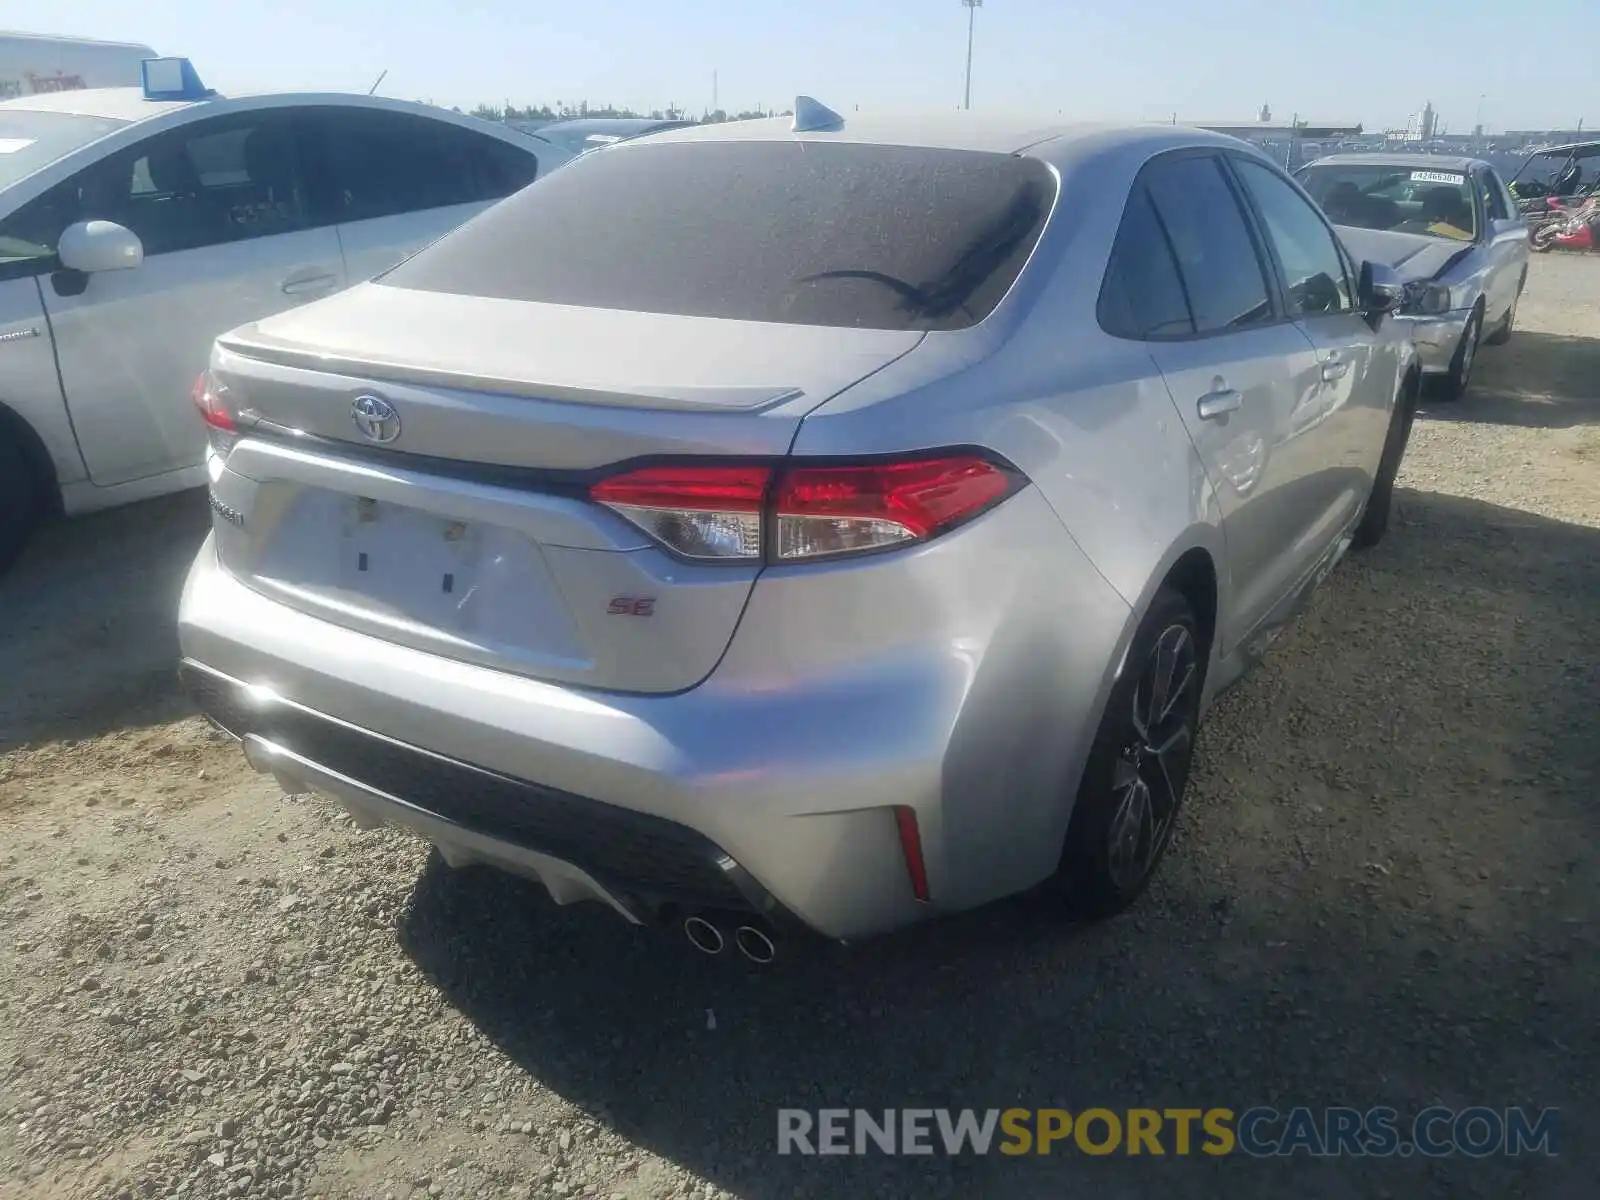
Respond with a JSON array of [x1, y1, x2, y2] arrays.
[[963, 0, 982, 111]]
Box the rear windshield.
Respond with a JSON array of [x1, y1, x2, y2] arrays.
[[1296, 164, 1478, 242], [381, 140, 1057, 331], [0, 109, 126, 193]]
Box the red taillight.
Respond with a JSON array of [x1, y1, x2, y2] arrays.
[[773, 455, 1014, 561], [589, 453, 1018, 563], [590, 464, 770, 511], [591, 464, 771, 561], [191, 370, 236, 433], [894, 806, 931, 903]]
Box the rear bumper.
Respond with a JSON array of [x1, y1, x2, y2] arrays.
[[184, 661, 777, 925], [178, 487, 1133, 940]]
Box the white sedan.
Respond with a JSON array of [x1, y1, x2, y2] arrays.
[[0, 58, 568, 570]]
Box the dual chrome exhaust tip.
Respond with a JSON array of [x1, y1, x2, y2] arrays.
[[683, 914, 777, 963]]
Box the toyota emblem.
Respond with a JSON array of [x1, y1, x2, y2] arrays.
[[351, 394, 401, 444]]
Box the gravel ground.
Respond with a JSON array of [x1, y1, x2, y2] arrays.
[[2, 255, 1598, 1200]]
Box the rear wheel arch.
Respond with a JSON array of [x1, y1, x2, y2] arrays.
[[1162, 547, 1218, 667], [1096, 533, 1225, 723]]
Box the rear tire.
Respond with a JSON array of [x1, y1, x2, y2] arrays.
[[1436, 305, 1482, 403], [0, 431, 40, 575], [1352, 372, 1419, 551], [1058, 587, 1201, 919]]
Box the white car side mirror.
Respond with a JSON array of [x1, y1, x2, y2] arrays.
[[58, 220, 144, 274]]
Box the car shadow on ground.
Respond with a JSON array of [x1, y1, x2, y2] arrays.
[[0, 490, 211, 751], [1422, 329, 1600, 429], [396, 487, 1600, 1199]]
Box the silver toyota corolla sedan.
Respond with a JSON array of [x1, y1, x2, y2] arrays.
[[178, 106, 1421, 956], [1295, 153, 1529, 402]]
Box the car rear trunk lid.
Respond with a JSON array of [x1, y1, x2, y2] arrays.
[[205, 287, 925, 694]]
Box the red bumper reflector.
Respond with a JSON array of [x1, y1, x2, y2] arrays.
[[894, 806, 931, 903]]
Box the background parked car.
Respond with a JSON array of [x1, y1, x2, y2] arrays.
[[178, 113, 1420, 952], [511, 116, 694, 160], [1295, 153, 1529, 402], [0, 59, 570, 571]]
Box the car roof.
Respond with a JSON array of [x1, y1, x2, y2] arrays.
[[1302, 152, 1485, 173], [634, 112, 1252, 158]]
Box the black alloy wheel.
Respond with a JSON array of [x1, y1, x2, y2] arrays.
[[1061, 587, 1202, 916]]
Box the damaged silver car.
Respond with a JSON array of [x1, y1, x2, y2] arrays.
[[1296, 153, 1529, 401]]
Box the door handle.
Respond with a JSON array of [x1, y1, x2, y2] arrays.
[[1321, 356, 1351, 382], [1197, 388, 1243, 420], [281, 272, 339, 296]]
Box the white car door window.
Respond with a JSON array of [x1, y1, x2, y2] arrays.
[[298, 107, 540, 283], [39, 109, 347, 487]]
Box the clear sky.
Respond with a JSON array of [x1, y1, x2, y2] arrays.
[[29, 1, 1597, 133]]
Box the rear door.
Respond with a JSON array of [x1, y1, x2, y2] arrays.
[[41, 108, 346, 486], [296, 107, 541, 284], [1227, 153, 1392, 535], [1123, 151, 1328, 649]]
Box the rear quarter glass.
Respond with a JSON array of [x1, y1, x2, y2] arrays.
[[380, 140, 1058, 332]]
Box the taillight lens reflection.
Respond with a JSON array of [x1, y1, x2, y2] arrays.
[[591, 464, 769, 561], [191, 370, 238, 463], [773, 456, 1014, 561], [589, 453, 1019, 564]]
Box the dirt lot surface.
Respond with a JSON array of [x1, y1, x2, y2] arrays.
[[3, 256, 1598, 1200]]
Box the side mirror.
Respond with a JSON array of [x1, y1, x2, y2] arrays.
[[58, 220, 144, 274], [1357, 260, 1404, 316]]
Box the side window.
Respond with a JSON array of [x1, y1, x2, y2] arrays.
[[1230, 158, 1353, 316], [471, 133, 541, 201], [0, 180, 79, 280], [1142, 155, 1274, 334], [301, 109, 538, 224], [1481, 169, 1510, 221], [77, 112, 305, 256], [1497, 174, 1520, 221], [1098, 185, 1194, 339]]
